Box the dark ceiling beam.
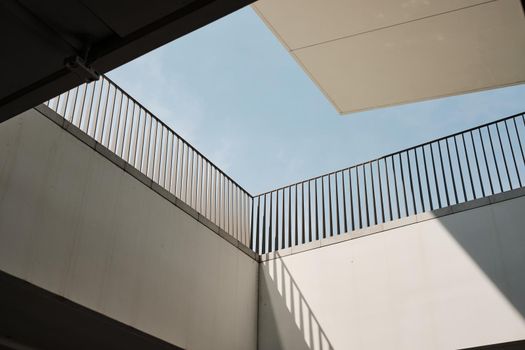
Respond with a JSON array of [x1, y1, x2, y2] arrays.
[[1, 0, 80, 55], [90, 0, 253, 72], [0, 0, 255, 124]]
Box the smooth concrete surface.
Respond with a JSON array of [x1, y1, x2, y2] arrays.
[[254, 0, 525, 113], [0, 109, 258, 350], [34, 104, 256, 260], [258, 195, 525, 349]]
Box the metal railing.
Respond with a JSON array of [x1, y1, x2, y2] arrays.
[[44, 76, 525, 255], [45, 76, 252, 247], [251, 112, 525, 254]]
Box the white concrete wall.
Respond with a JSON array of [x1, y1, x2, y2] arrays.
[[259, 194, 525, 349], [0, 109, 258, 350]]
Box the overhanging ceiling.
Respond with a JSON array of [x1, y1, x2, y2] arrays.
[[0, 0, 254, 123], [253, 0, 525, 114]]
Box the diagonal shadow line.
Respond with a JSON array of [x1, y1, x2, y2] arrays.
[[436, 194, 525, 321], [261, 252, 335, 350], [260, 190, 525, 349]]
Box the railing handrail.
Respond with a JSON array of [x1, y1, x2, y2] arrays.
[[45, 76, 525, 255], [251, 110, 525, 254], [103, 75, 253, 198], [254, 111, 525, 198]]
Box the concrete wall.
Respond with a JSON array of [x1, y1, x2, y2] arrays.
[[0, 108, 258, 350], [259, 193, 525, 349]]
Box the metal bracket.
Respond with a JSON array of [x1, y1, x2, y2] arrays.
[[65, 56, 100, 83]]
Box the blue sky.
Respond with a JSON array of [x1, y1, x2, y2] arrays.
[[108, 6, 525, 195]]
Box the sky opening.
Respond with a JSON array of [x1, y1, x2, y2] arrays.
[[108, 6, 525, 194]]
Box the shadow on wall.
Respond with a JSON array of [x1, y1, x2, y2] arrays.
[[436, 195, 525, 321], [257, 193, 525, 350], [258, 254, 334, 350]]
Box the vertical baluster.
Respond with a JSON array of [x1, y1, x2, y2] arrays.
[[357, 166, 362, 227], [194, 156, 200, 212], [103, 85, 117, 146], [201, 160, 209, 218], [308, 181, 312, 241], [512, 117, 525, 166], [262, 194, 267, 254], [399, 153, 408, 217], [295, 184, 298, 245], [69, 86, 80, 123], [392, 156, 400, 218], [422, 146, 433, 210], [349, 169, 355, 231], [328, 175, 333, 236], [183, 144, 189, 202], [100, 85, 117, 144], [480, 128, 495, 195], [363, 165, 369, 227], [445, 138, 459, 203], [415, 148, 425, 212], [250, 195, 255, 250], [78, 83, 89, 130], [213, 170, 218, 224], [315, 179, 319, 241], [406, 151, 416, 214], [495, 122, 512, 189], [173, 138, 180, 195], [86, 80, 98, 135], [268, 192, 273, 252], [438, 140, 450, 206], [504, 120, 522, 187], [384, 159, 393, 221], [322, 177, 327, 236], [275, 191, 279, 250], [226, 179, 230, 233], [118, 96, 129, 158], [342, 171, 349, 231], [53, 92, 60, 112], [168, 134, 174, 192], [453, 136, 467, 202], [288, 187, 292, 248], [370, 163, 377, 225], [137, 109, 148, 174], [255, 196, 261, 254], [335, 172, 341, 233], [218, 174, 223, 229], [487, 125, 503, 192], [282, 188, 286, 249], [133, 107, 143, 168], [92, 78, 105, 138], [461, 134, 475, 199], [163, 128, 169, 186], [189, 152, 196, 208], [152, 119, 160, 180], [430, 143, 441, 208], [302, 182, 305, 243], [470, 131, 485, 197], [61, 90, 70, 118], [377, 162, 385, 223], [125, 103, 135, 163]]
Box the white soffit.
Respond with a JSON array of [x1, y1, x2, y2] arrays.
[[253, 0, 525, 114]]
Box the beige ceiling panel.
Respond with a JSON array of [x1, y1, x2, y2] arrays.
[[290, 0, 525, 113], [253, 0, 489, 50]]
